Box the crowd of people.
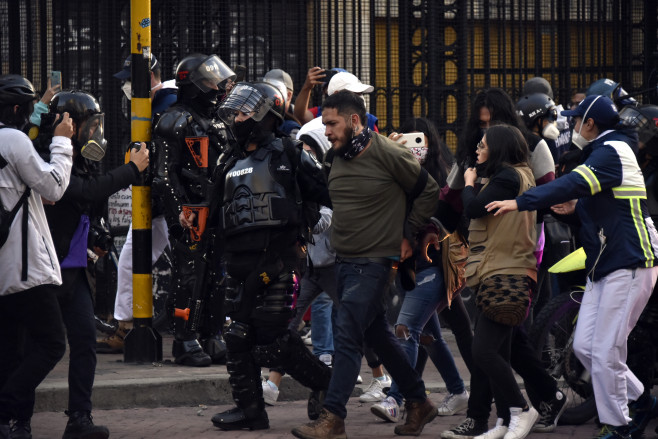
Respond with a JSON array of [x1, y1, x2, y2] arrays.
[[0, 50, 658, 439]]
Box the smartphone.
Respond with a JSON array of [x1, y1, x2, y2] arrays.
[[397, 132, 427, 162], [396, 132, 426, 147], [50, 70, 62, 89]]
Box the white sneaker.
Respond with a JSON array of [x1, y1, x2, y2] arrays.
[[318, 354, 332, 367], [359, 375, 391, 402], [370, 395, 402, 422], [261, 379, 279, 406], [503, 407, 538, 439], [437, 390, 469, 416], [475, 418, 508, 439], [356, 375, 363, 384]]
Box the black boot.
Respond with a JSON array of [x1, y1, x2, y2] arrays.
[[211, 406, 269, 431], [61, 411, 109, 439], [172, 339, 211, 367], [9, 419, 32, 439], [200, 334, 227, 364]]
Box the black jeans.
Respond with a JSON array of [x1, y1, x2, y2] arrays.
[[0, 285, 66, 422], [468, 312, 527, 423], [510, 326, 558, 409]]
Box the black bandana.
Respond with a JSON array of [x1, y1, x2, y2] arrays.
[[339, 125, 372, 160]]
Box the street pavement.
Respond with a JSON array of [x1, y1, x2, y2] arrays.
[[30, 333, 658, 438]]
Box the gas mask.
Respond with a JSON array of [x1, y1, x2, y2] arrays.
[[542, 121, 560, 141], [121, 81, 132, 100], [571, 96, 602, 150], [78, 114, 107, 161]]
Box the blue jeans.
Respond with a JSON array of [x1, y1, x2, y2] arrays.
[[310, 292, 334, 357], [388, 266, 464, 404], [323, 259, 427, 419]]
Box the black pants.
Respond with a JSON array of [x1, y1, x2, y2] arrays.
[[468, 312, 527, 423], [0, 285, 66, 422]]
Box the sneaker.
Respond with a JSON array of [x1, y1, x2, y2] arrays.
[[262, 379, 279, 406], [594, 424, 632, 439], [628, 394, 658, 438], [438, 390, 469, 416], [211, 406, 270, 431], [359, 376, 391, 403], [441, 417, 488, 438], [533, 390, 568, 433], [319, 354, 333, 367], [356, 375, 363, 384], [9, 419, 31, 439], [371, 396, 402, 423], [503, 407, 538, 439], [475, 418, 507, 439]]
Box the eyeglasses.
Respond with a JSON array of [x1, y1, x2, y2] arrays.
[[476, 141, 487, 151]]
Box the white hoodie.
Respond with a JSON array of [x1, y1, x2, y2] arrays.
[[0, 126, 73, 295]]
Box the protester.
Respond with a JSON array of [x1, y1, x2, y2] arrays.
[[487, 95, 658, 439], [292, 90, 439, 439], [0, 74, 74, 439]]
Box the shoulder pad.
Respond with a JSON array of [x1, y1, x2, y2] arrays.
[[154, 108, 192, 138]]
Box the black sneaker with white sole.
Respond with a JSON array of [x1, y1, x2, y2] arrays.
[[532, 390, 569, 433], [440, 417, 488, 438]]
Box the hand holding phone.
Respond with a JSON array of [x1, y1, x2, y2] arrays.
[[395, 132, 427, 162], [50, 71, 62, 89]]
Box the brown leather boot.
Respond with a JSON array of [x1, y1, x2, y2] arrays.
[[394, 398, 437, 436], [291, 409, 347, 439], [96, 320, 132, 354]]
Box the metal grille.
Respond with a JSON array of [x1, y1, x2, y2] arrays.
[[0, 0, 656, 157]]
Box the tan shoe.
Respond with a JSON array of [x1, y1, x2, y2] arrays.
[[96, 321, 132, 354], [394, 398, 437, 436], [291, 409, 347, 439]]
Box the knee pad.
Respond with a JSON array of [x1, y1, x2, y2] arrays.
[[256, 271, 298, 314], [224, 321, 253, 352]]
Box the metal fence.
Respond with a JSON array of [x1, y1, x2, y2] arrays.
[[1, 0, 656, 161]]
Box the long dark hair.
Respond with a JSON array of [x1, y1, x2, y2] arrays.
[[482, 124, 530, 177], [400, 117, 454, 186], [457, 88, 536, 167]]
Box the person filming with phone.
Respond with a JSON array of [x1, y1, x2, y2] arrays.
[[0, 74, 75, 438]]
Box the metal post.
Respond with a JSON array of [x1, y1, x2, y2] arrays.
[[124, 0, 162, 363]]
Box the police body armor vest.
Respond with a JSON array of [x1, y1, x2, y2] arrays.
[[222, 147, 301, 237]]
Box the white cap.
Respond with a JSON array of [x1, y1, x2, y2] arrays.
[[327, 72, 374, 96], [297, 117, 331, 156]]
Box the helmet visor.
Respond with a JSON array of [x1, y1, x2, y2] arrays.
[[613, 86, 637, 107], [620, 106, 658, 147], [78, 114, 107, 161], [220, 83, 271, 122], [189, 55, 236, 93]]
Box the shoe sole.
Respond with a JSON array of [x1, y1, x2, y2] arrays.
[[212, 420, 269, 431], [370, 405, 399, 423], [359, 394, 386, 403]]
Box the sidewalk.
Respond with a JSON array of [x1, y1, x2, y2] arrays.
[[33, 332, 658, 439]]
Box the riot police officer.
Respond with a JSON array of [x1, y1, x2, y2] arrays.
[[152, 53, 235, 367], [209, 81, 332, 431]]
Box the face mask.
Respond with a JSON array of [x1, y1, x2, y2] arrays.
[[571, 95, 602, 150], [232, 117, 257, 146], [121, 81, 132, 100], [78, 114, 107, 161], [542, 122, 560, 141], [338, 121, 371, 160]]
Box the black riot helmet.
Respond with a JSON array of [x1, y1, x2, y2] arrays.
[[0, 74, 37, 129], [522, 77, 554, 100], [587, 78, 636, 108], [175, 53, 235, 93], [220, 81, 285, 122], [619, 104, 658, 154], [516, 93, 557, 129], [49, 91, 107, 161]]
